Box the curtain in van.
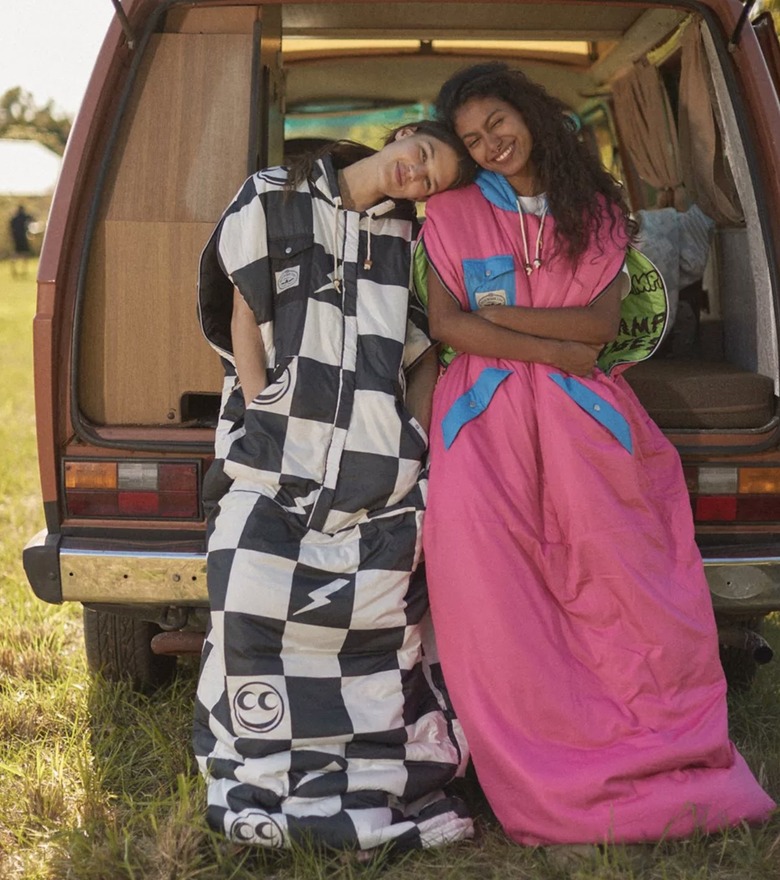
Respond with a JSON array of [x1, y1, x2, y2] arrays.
[[678, 21, 742, 225], [612, 59, 686, 210]]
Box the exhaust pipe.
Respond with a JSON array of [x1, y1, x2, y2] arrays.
[[151, 631, 205, 656], [718, 626, 774, 665]]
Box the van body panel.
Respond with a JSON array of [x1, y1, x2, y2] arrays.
[[25, 1, 780, 685]]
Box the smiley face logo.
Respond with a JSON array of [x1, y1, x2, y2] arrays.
[[230, 810, 284, 847], [232, 681, 285, 733], [253, 366, 291, 405]]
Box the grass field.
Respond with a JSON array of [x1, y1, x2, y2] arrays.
[[0, 258, 778, 879]]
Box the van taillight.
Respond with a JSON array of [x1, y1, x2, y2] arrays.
[[687, 466, 780, 523], [64, 460, 200, 519]]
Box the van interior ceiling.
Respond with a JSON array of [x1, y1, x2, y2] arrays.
[[79, 1, 776, 444]]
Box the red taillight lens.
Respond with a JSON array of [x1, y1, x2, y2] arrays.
[[694, 495, 738, 521], [64, 460, 200, 520], [690, 464, 780, 523]]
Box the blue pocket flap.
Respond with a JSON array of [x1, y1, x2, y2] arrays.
[[548, 373, 633, 453], [441, 368, 512, 449], [462, 255, 516, 311]]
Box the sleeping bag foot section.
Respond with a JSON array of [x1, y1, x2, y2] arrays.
[[193, 489, 473, 852]]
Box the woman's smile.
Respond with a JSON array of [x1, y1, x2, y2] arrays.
[[455, 96, 539, 194], [491, 142, 515, 164]]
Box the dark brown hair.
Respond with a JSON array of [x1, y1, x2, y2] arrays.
[[284, 119, 475, 195], [436, 62, 631, 262]]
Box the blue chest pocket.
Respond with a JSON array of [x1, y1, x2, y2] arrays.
[[462, 255, 516, 311]]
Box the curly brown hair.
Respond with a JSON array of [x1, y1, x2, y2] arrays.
[[435, 62, 630, 262]]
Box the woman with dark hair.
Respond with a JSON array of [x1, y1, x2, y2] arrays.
[[193, 122, 476, 853], [417, 63, 774, 845]]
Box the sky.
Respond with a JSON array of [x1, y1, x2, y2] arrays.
[[1, 1, 115, 116]]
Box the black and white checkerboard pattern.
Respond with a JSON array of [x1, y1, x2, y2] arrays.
[[194, 158, 473, 850]]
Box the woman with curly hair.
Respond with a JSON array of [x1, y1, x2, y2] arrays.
[[416, 62, 773, 846]]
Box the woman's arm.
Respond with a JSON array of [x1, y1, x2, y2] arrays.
[[479, 271, 629, 343], [231, 287, 268, 406], [427, 269, 600, 376]]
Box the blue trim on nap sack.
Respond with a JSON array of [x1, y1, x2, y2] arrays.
[[441, 368, 512, 449], [462, 255, 516, 310], [548, 373, 633, 453]]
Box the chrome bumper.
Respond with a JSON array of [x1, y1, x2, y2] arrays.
[[23, 530, 208, 604], [703, 555, 780, 615], [22, 529, 780, 613]]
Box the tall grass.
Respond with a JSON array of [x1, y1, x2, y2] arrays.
[[0, 259, 778, 879]]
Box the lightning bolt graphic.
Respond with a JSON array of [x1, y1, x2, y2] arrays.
[[293, 578, 349, 615]]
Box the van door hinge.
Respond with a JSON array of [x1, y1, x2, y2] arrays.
[[728, 0, 758, 53], [109, 0, 136, 50]]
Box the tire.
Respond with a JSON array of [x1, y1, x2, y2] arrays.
[[718, 615, 767, 692], [82, 607, 177, 692]]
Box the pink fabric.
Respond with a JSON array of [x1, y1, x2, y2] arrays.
[[420, 185, 775, 844]]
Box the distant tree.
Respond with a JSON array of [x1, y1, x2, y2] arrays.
[[0, 87, 72, 156]]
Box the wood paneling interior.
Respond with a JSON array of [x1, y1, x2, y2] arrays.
[[164, 5, 260, 34], [103, 33, 252, 223], [81, 32, 253, 425], [81, 222, 221, 425]]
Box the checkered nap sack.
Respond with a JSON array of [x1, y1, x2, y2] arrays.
[[194, 157, 473, 852]]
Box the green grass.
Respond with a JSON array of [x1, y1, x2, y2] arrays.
[[0, 258, 778, 878]]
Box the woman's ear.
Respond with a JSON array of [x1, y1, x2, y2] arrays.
[[394, 126, 417, 141]]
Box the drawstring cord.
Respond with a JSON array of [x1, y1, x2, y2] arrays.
[[331, 196, 392, 289], [332, 196, 342, 292], [517, 197, 548, 275], [363, 213, 373, 270]]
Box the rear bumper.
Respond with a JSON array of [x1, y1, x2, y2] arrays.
[[704, 554, 780, 615], [22, 529, 780, 614], [23, 530, 208, 605]]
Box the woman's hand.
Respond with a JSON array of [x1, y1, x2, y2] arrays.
[[547, 340, 602, 377], [477, 305, 503, 324]]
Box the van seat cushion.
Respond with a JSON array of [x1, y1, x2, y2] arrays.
[[623, 359, 775, 429]]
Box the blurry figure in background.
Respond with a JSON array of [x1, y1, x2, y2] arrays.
[[10, 205, 34, 279]]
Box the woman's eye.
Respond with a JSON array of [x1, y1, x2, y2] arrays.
[[425, 177, 432, 192]]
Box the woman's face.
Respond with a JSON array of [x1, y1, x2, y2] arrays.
[[379, 129, 461, 201], [454, 96, 538, 193]]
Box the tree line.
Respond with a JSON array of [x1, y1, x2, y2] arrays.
[[0, 87, 72, 156]]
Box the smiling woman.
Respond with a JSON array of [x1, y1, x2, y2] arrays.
[[192, 119, 475, 854], [17, 1, 780, 873], [417, 60, 775, 848]]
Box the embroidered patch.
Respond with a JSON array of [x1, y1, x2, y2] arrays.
[[475, 290, 508, 307], [462, 254, 516, 311], [275, 266, 300, 292]]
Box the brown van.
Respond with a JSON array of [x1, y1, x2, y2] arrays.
[[23, 0, 780, 688]]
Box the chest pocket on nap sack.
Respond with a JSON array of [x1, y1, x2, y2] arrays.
[[462, 254, 516, 311], [268, 233, 314, 298]]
